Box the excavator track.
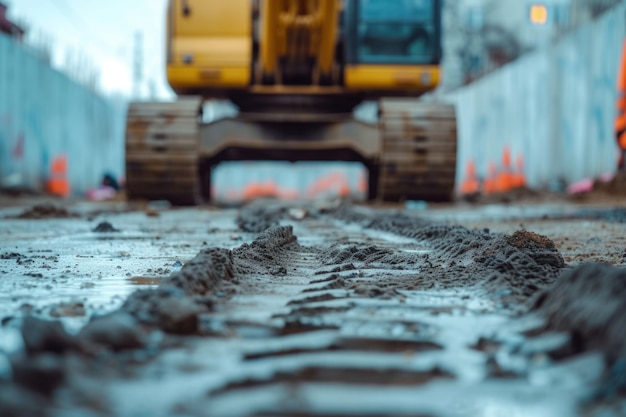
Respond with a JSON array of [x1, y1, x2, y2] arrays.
[[377, 100, 457, 202], [125, 98, 202, 205]]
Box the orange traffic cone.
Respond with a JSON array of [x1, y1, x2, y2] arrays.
[[47, 155, 70, 197], [512, 154, 527, 188], [460, 159, 479, 195], [483, 162, 498, 195], [242, 182, 262, 201], [495, 147, 513, 193]]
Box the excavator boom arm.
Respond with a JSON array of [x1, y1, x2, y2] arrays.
[[260, 0, 340, 83]]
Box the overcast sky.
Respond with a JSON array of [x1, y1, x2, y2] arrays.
[[5, 0, 173, 99]]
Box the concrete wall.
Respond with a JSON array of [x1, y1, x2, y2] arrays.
[[0, 34, 124, 196], [452, 4, 625, 188]]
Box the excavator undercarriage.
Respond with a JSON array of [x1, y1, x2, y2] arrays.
[[125, 98, 457, 204]]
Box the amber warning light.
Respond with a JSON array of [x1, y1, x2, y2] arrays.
[[530, 4, 548, 24]]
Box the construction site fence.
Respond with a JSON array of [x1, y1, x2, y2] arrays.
[[1, 4, 624, 200], [0, 33, 124, 196], [451, 3, 626, 190]]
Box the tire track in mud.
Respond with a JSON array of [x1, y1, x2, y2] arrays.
[[2, 202, 626, 417]]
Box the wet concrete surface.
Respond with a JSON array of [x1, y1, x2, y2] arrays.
[[0, 196, 625, 417]]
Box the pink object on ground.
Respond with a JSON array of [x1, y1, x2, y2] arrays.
[[567, 178, 594, 195], [86, 186, 117, 201], [598, 172, 615, 183]]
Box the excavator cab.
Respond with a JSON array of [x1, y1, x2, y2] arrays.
[[125, 0, 456, 204], [347, 0, 440, 65]]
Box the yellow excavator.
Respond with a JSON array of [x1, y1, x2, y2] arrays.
[[125, 0, 456, 204]]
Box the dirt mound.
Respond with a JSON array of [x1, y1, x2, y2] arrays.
[[236, 200, 318, 233], [122, 226, 303, 333], [92, 221, 119, 233], [233, 225, 306, 276], [9, 203, 78, 219], [331, 207, 564, 304], [163, 248, 233, 295], [0, 382, 49, 417], [320, 244, 392, 265], [236, 201, 287, 233], [508, 229, 557, 249], [122, 248, 233, 334], [534, 262, 626, 362]]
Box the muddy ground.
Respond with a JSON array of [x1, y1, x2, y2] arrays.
[[0, 196, 625, 417]]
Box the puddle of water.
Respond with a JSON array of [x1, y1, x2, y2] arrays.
[[400, 248, 431, 254], [339, 222, 418, 245], [199, 379, 582, 417], [74, 232, 155, 241], [0, 327, 22, 362]]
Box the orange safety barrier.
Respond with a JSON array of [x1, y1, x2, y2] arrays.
[[278, 188, 300, 200], [459, 159, 479, 195], [242, 181, 281, 201], [258, 181, 279, 198], [356, 171, 368, 194], [306, 171, 350, 199], [241, 183, 259, 201], [338, 181, 350, 197], [47, 155, 70, 197], [219, 169, 365, 203], [224, 188, 240, 202]]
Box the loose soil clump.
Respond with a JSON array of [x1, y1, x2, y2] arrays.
[[9, 203, 78, 219], [534, 262, 626, 362], [122, 247, 233, 334], [233, 225, 304, 276], [236, 201, 287, 233], [92, 221, 119, 233], [331, 207, 565, 305], [122, 225, 303, 334]]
